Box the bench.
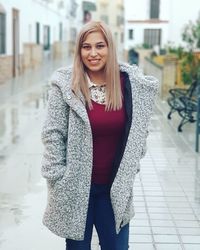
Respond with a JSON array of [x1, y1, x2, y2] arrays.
[[167, 80, 198, 132]]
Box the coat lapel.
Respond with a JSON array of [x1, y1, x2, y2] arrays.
[[54, 68, 90, 126]]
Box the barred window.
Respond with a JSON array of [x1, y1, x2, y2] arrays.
[[150, 0, 160, 19], [144, 29, 161, 48], [59, 22, 63, 41], [100, 15, 109, 25], [43, 25, 50, 50], [0, 13, 6, 54], [36, 22, 40, 44], [128, 29, 134, 40]]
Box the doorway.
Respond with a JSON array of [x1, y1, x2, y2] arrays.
[[12, 8, 20, 77]]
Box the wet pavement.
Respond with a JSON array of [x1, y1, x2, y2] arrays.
[[0, 60, 200, 250]]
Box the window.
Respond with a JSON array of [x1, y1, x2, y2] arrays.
[[0, 13, 6, 54], [114, 32, 118, 44], [36, 22, 40, 44], [150, 0, 160, 19], [70, 27, 76, 41], [43, 25, 50, 50], [128, 29, 134, 40], [83, 11, 92, 24], [144, 29, 161, 48], [121, 32, 124, 43], [59, 22, 62, 41], [116, 15, 123, 26], [100, 15, 109, 24]]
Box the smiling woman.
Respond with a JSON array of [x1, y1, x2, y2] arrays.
[[41, 20, 159, 250], [81, 32, 108, 81], [72, 21, 122, 111]]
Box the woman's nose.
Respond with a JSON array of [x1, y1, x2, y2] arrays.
[[90, 47, 97, 56]]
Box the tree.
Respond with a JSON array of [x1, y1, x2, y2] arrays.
[[181, 16, 200, 84]]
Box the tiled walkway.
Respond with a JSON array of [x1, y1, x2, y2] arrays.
[[0, 61, 200, 250], [93, 101, 200, 250], [91, 100, 200, 250]]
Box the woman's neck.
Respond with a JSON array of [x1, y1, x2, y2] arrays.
[[87, 71, 106, 85]]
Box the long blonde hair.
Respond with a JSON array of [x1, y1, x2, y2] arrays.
[[71, 21, 122, 110]]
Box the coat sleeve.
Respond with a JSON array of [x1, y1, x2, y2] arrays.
[[134, 65, 159, 172], [41, 81, 69, 181]]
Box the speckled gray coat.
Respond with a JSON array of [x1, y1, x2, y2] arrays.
[[41, 62, 159, 240]]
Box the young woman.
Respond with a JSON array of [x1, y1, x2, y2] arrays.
[[41, 21, 159, 250]]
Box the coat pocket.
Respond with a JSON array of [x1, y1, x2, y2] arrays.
[[120, 188, 135, 228]]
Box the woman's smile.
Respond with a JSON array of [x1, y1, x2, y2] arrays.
[[89, 59, 100, 64], [81, 31, 108, 74]]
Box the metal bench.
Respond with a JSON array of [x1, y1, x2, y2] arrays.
[[167, 80, 198, 132]]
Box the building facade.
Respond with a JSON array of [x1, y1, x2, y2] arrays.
[[0, 0, 126, 83], [92, 0, 125, 60], [124, 0, 200, 54], [124, 0, 170, 53], [66, 0, 98, 56], [0, 0, 69, 83]]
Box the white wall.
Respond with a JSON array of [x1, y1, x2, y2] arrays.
[[66, 0, 84, 43], [125, 0, 170, 20], [124, 0, 171, 50], [125, 0, 149, 20], [125, 23, 169, 50], [1, 0, 68, 55], [124, 0, 200, 50]]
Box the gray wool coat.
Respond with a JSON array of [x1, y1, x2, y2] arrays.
[[41, 62, 159, 240]]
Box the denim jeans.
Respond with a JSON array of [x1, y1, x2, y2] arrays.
[[66, 184, 129, 250]]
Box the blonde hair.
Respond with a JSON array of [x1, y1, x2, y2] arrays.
[[71, 21, 122, 110]]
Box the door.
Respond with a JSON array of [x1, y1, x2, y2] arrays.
[[12, 8, 20, 77]]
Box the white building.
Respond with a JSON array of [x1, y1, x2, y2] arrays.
[[124, 0, 200, 53], [67, 0, 97, 55], [0, 0, 100, 83], [92, 0, 124, 60], [0, 0, 74, 83]]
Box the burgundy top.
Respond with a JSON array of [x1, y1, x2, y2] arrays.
[[87, 76, 126, 184]]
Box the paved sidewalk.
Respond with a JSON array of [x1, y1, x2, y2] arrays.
[[0, 58, 71, 105], [91, 99, 200, 250], [128, 101, 200, 250], [0, 61, 200, 250]]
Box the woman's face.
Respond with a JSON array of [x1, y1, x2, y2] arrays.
[[81, 31, 108, 75]]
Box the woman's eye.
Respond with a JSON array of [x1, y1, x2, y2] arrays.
[[96, 44, 105, 49], [82, 45, 91, 50]]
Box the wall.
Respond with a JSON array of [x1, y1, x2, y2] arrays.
[[124, 0, 170, 51], [144, 56, 177, 99], [93, 0, 125, 60], [124, 0, 200, 49], [0, 0, 69, 83], [1, 0, 68, 55]]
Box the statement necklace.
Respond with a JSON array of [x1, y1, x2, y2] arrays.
[[87, 75, 106, 105]]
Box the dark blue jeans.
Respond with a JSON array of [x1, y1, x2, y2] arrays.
[[66, 184, 129, 250]]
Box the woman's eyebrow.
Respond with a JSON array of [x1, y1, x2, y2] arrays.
[[82, 41, 105, 45]]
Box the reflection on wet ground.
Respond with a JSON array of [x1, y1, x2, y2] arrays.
[[0, 87, 47, 154], [0, 61, 200, 249], [0, 60, 67, 250]]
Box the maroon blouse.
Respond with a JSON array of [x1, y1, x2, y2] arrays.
[[87, 76, 126, 184]]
